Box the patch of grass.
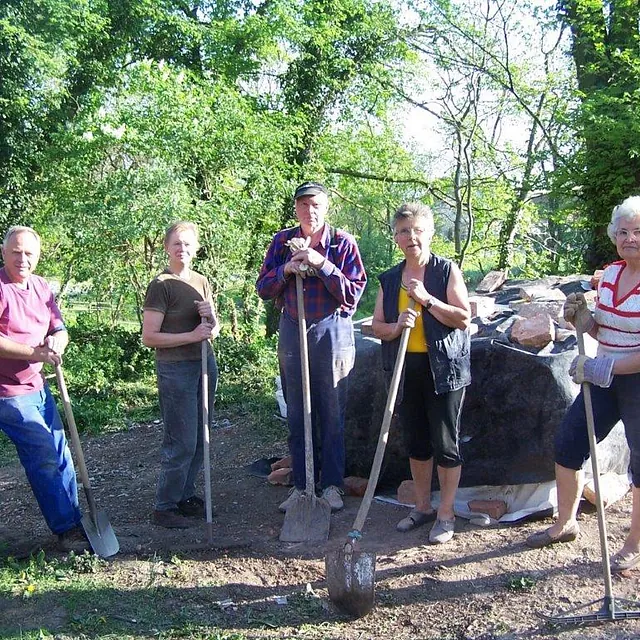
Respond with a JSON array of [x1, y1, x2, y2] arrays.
[[506, 575, 536, 591], [0, 549, 104, 599], [0, 431, 17, 467], [156, 629, 247, 640], [0, 631, 56, 639]]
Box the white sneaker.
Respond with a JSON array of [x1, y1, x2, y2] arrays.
[[322, 486, 344, 512], [279, 487, 302, 513]]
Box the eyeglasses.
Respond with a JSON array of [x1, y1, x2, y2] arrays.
[[395, 227, 430, 238], [615, 228, 640, 240]]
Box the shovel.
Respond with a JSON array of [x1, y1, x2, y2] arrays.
[[280, 274, 331, 542], [539, 328, 640, 623], [54, 364, 119, 558], [326, 299, 416, 617], [201, 335, 214, 543]]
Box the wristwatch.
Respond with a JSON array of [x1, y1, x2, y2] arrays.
[[425, 297, 434, 310]]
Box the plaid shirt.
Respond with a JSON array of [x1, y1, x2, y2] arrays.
[[256, 223, 367, 322]]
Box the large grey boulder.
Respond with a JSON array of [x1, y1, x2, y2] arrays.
[[460, 339, 575, 486]]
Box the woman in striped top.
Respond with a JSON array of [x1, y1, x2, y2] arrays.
[[526, 195, 640, 572]]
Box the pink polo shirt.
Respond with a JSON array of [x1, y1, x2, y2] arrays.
[[0, 268, 65, 397]]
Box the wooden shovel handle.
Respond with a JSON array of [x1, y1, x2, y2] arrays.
[[296, 274, 316, 496], [350, 299, 417, 535], [201, 327, 213, 530], [54, 364, 99, 524]]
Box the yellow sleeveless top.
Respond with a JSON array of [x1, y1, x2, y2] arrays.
[[399, 286, 428, 353]]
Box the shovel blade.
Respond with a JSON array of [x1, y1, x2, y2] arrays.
[[325, 544, 376, 618], [279, 494, 331, 543], [81, 510, 119, 558]]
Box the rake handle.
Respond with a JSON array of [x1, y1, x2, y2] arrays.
[[576, 329, 614, 606], [54, 364, 99, 526]]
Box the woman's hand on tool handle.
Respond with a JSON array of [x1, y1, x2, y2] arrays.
[[405, 278, 434, 309], [195, 300, 220, 342], [397, 308, 420, 331], [193, 321, 218, 342]]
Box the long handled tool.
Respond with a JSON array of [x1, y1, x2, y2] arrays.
[[540, 328, 640, 623], [325, 300, 416, 617], [280, 274, 331, 542], [202, 335, 214, 544], [54, 364, 119, 558]]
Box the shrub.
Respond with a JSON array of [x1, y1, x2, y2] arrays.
[[36, 314, 282, 438], [214, 333, 278, 410], [54, 314, 157, 433]]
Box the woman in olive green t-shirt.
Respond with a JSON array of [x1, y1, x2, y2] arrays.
[[142, 221, 219, 529]]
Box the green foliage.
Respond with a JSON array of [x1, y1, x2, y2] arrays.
[[0, 0, 611, 450], [0, 431, 17, 466], [403, 0, 579, 275], [506, 575, 536, 591], [66, 314, 153, 383], [56, 314, 157, 434], [214, 332, 279, 415], [559, 0, 640, 267]]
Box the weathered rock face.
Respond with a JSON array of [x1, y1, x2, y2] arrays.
[[344, 275, 630, 489], [510, 314, 554, 348]]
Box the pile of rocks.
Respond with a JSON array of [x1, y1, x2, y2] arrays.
[[468, 270, 600, 352], [345, 270, 628, 491]]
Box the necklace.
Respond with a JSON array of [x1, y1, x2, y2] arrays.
[[402, 268, 425, 289]]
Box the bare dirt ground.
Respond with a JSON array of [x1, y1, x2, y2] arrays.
[[2, 415, 640, 639]]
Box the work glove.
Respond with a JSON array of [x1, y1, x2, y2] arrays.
[[286, 236, 317, 277], [569, 354, 614, 388], [563, 292, 595, 333], [286, 236, 310, 252]]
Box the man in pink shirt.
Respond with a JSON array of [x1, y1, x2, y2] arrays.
[[0, 226, 87, 551]]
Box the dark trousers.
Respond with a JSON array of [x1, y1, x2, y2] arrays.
[[155, 352, 218, 511], [398, 353, 465, 467], [555, 372, 640, 487], [278, 312, 355, 490]]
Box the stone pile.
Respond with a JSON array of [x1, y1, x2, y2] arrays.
[[468, 270, 600, 352], [346, 271, 629, 492]]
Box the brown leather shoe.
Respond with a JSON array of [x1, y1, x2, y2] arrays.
[[525, 523, 579, 549], [152, 509, 194, 529], [178, 496, 210, 518]]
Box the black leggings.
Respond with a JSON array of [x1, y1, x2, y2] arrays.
[[398, 353, 465, 467]]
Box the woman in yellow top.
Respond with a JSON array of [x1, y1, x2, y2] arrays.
[[372, 203, 471, 544]]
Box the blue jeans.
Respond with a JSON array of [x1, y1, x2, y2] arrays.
[[278, 311, 355, 490], [555, 372, 640, 487], [0, 386, 81, 534], [155, 352, 218, 511]]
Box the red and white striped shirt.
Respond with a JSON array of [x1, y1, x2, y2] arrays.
[[595, 260, 640, 359]]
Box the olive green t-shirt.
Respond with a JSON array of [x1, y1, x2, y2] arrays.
[[143, 269, 212, 362]]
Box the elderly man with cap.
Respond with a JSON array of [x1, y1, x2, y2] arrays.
[[257, 181, 367, 512], [0, 226, 88, 552]]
